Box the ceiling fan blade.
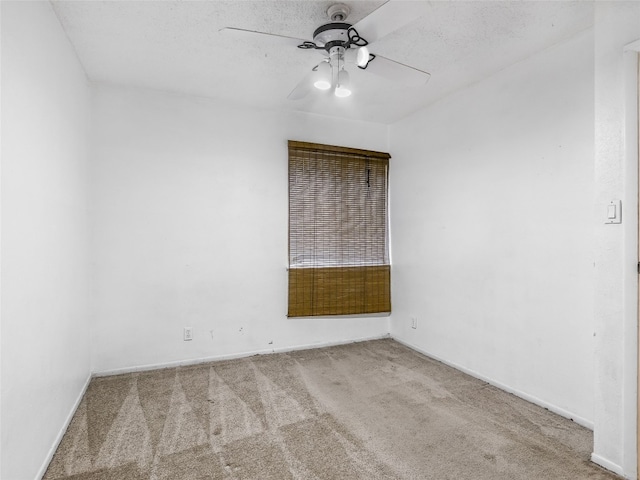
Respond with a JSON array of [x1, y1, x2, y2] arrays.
[[287, 66, 318, 100], [366, 55, 431, 87], [219, 27, 308, 47], [351, 0, 429, 44]]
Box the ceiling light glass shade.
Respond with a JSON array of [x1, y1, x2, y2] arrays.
[[355, 46, 370, 68], [334, 69, 351, 98], [345, 46, 370, 68], [313, 61, 332, 90]]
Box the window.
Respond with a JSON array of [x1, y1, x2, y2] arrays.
[[288, 140, 391, 317]]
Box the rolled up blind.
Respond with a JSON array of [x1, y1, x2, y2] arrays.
[[288, 140, 391, 317]]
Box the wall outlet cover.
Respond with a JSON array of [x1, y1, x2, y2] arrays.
[[184, 327, 193, 341]]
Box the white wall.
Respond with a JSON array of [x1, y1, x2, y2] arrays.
[[1, 2, 91, 479], [89, 85, 390, 374], [593, 2, 640, 478], [389, 30, 595, 427]]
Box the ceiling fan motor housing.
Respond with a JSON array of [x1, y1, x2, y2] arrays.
[[313, 22, 352, 50]]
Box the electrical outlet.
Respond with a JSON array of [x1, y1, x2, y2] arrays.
[[411, 317, 417, 329], [184, 327, 193, 341]]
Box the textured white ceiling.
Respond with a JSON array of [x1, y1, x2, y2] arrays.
[[51, 0, 594, 124]]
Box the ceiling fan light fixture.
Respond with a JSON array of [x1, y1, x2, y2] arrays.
[[334, 69, 351, 98], [313, 61, 332, 90], [353, 47, 371, 68], [344, 46, 370, 68], [356, 46, 370, 68]]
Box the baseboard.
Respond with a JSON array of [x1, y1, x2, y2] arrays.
[[591, 453, 626, 477], [93, 333, 392, 377], [392, 337, 594, 430], [35, 372, 92, 480]]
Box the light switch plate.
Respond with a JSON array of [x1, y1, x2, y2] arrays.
[[605, 200, 622, 224]]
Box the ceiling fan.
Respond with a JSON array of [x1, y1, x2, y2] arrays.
[[220, 1, 431, 100]]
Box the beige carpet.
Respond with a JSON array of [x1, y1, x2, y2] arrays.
[[44, 339, 619, 479]]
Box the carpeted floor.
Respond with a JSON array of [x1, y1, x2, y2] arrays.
[[44, 339, 619, 479]]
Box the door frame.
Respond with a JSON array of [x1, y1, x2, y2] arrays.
[[623, 39, 640, 480]]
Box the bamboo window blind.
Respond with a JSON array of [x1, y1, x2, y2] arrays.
[[288, 140, 391, 317]]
